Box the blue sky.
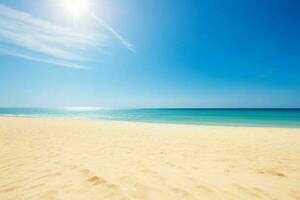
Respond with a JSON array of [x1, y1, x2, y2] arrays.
[[0, 0, 299, 108]]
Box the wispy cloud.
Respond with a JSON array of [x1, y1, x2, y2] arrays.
[[89, 11, 135, 53], [0, 4, 134, 69], [0, 44, 88, 69]]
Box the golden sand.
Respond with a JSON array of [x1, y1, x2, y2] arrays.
[[0, 117, 299, 200]]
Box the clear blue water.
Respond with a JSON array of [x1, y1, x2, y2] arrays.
[[0, 108, 300, 128]]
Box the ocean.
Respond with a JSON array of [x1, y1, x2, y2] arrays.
[[0, 108, 299, 128]]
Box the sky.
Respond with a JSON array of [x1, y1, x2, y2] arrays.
[[0, 0, 299, 108]]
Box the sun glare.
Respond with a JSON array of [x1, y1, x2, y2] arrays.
[[61, 0, 89, 18]]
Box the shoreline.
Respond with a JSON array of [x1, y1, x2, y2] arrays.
[[1, 117, 299, 199], [1, 115, 299, 129]]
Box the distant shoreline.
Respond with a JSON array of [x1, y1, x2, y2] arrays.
[[1, 108, 300, 128], [0, 115, 299, 129]]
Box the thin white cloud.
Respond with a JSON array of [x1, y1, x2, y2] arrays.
[[0, 45, 88, 69], [89, 11, 135, 53], [0, 3, 134, 69]]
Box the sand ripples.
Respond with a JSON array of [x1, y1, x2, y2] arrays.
[[0, 117, 300, 199]]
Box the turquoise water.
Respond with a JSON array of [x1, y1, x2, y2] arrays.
[[0, 108, 300, 128]]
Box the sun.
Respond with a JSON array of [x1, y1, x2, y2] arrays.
[[61, 0, 89, 18]]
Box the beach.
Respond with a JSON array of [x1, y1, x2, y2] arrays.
[[0, 117, 299, 200]]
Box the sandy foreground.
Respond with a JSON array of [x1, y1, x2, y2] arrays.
[[0, 117, 299, 200]]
